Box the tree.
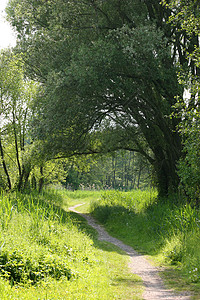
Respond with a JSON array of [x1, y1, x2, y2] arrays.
[[0, 50, 38, 190], [7, 0, 191, 196], [61, 150, 151, 190], [162, 0, 200, 205]]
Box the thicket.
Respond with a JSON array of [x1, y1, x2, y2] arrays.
[[91, 190, 200, 284]]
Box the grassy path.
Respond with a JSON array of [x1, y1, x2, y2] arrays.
[[0, 191, 143, 299], [69, 203, 191, 300]]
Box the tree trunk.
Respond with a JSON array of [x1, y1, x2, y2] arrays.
[[12, 112, 22, 178], [153, 142, 181, 197], [137, 162, 142, 189], [17, 163, 31, 191], [112, 156, 116, 188], [38, 166, 44, 193], [0, 137, 11, 190], [23, 166, 31, 190]]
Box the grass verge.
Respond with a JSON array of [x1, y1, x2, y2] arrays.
[[78, 189, 200, 299], [0, 189, 143, 299]]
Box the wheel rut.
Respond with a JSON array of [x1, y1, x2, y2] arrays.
[[69, 203, 191, 300]]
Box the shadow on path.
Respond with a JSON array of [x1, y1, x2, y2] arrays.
[[69, 203, 191, 300]]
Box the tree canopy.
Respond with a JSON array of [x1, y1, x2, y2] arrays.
[[5, 0, 199, 196]]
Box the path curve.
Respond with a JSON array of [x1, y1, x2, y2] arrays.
[[69, 203, 191, 300]]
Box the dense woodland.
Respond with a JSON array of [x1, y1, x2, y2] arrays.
[[0, 0, 199, 204]]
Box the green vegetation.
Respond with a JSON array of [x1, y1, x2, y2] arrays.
[[6, 0, 189, 196], [0, 0, 198, 205], [0, 184, 200, 298], [62, 189, 102, 214], [0, 189, 142, 299], [89, 189, 200, 297], [0, 0, 200, 296], [63, 150, 151, 191], [162, 0, 200, 207]]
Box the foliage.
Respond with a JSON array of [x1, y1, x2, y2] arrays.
[[6, 0, 189, 196], [0, 50, 39, 191], [63, 150, 151, 191], [162, 0, 200, 205], [91, 189, 157, 224], [0, 248, 72, 285], [30, 158, 68, 190], [176, 108, 200, 204], [0, 191, 74, 286]]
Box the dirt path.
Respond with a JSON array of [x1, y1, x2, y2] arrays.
[[69, 203, 191, 300]]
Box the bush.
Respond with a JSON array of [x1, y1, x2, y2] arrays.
[[0, 191, 88, 287], [0, 249, 73, 285]]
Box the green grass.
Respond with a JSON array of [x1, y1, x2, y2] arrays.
[[61, 189, 102, 213], [0, 189, 143, 299], [3, 187, 199, 298], [87, 189, 200, 298]]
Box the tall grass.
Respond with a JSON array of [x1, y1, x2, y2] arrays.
[[90, 189, 200, 284], [0, 189, 142, 299], [61, 189, 103, 213], [63, 189, 102, 202]]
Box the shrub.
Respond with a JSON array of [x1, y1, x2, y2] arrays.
[[0, 249, 72, 285]]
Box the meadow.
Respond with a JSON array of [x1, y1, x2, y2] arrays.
[[0, 189, 142, 299]]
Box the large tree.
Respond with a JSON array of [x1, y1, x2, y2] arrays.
[[161, 0, 200, 204], [7, 0, 194, 196]]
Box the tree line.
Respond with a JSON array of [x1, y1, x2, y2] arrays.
[[0, 0, 199, 204], [64, 151, 151, 190]]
